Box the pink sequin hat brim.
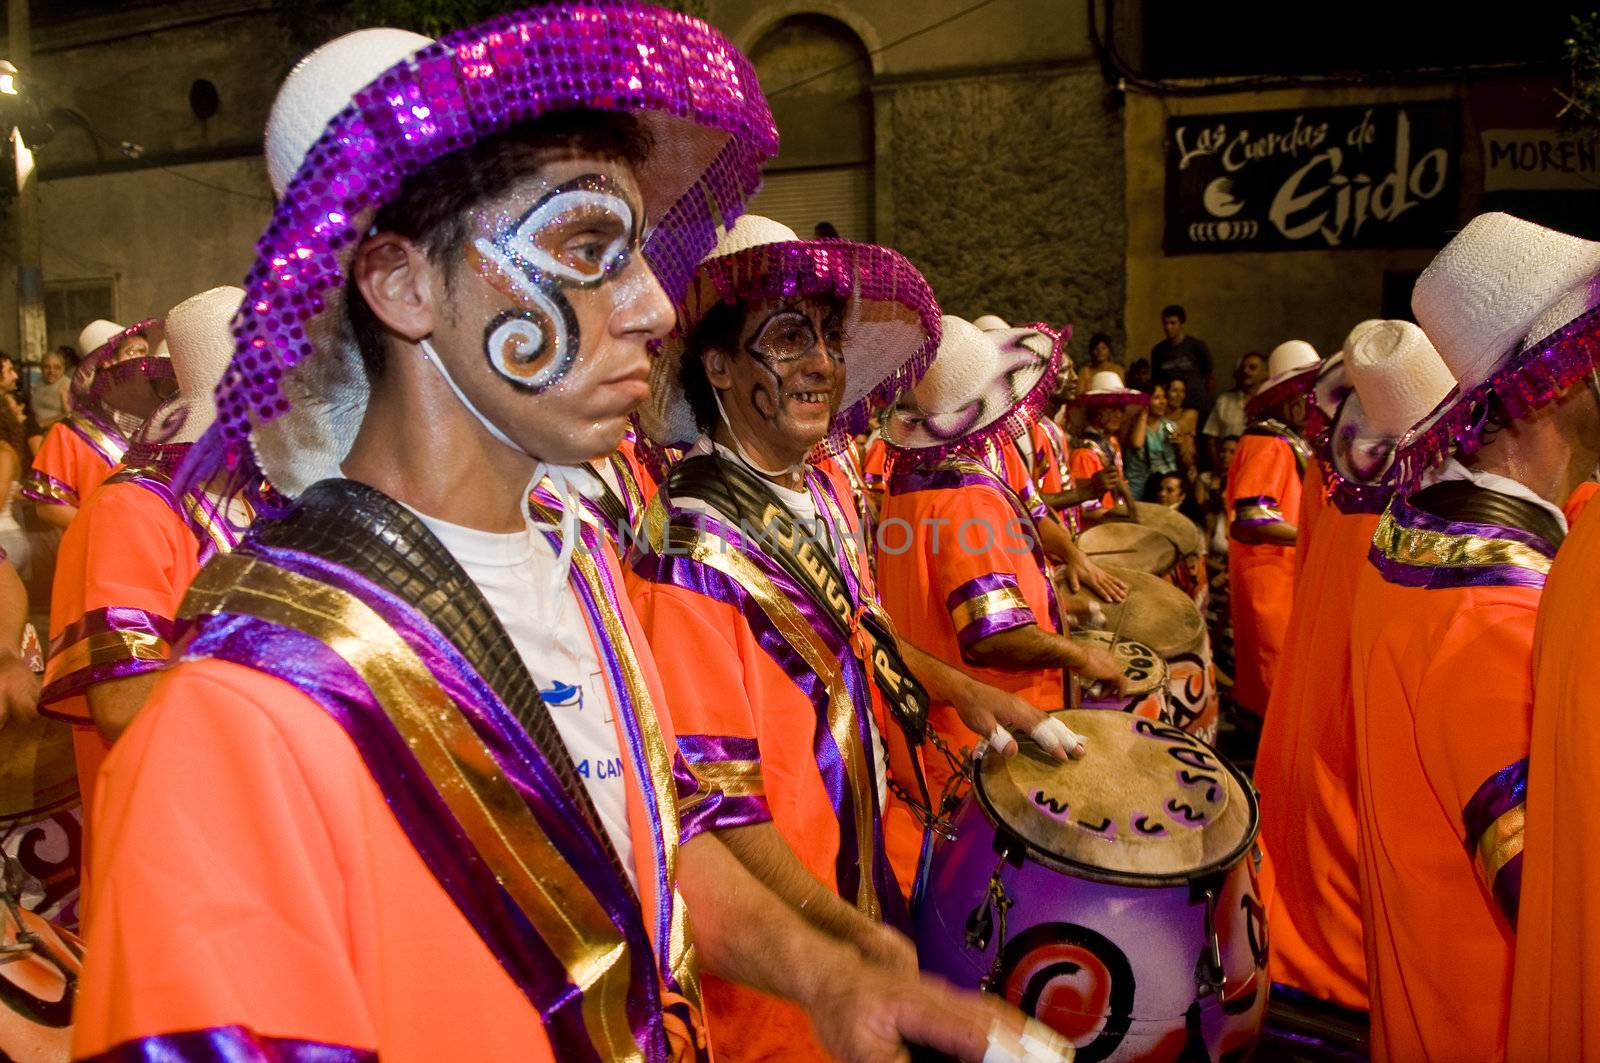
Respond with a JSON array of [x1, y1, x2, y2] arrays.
[[642, 238, 942, 457], [186, 2, 779, 496]]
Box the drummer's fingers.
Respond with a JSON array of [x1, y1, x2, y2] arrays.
[[1029, 715, 1086, 761], [986, 722, 1020, 758]]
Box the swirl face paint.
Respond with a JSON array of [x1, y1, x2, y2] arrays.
[[469, 174, 642, 394], [737, 299, 846, 424]]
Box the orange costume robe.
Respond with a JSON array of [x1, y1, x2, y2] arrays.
[[75, 478, 707, 1062], [1068, 430, 1121, 513], [1508, 482, 1600, 1059], [1349, 475, 1559, 1061], [1293, 460, 1327, 582], [40, 444, 257, 821], [1225, 420, 1310, 715], [862, 434, 888, 506], [1253, 471, 1389, 1012], [876, 452, 1062, 803], [628, 450, 915, 1063], [1030, 418, 1069, 496], [20, 414, 127, 513]]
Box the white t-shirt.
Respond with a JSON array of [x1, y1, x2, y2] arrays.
[[414, 509, 637, 888]]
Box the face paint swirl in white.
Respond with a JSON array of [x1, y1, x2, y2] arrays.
[[470, 174, 640, 393]]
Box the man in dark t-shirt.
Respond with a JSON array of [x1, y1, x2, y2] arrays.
[[1150, 303, 1214, 412]]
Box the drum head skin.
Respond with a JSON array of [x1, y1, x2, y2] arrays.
[[976, 710, 1258, 887], [1068, 630, 1166, 699], [1060, 566, 1204, 657], [1120, 501, 1206, 558], [1077, 522, 1177, 577]]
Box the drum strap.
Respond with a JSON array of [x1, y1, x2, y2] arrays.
[[1409, 480, 1567, 551], [662, 455, 937, 814]]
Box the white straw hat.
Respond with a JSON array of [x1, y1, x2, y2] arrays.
[[1074, 369, 1150, 408], [145, 286, 247, 445], [973, 314, 1010, 331], [265, 29, 432, 199], [1246, 339, 1320, 417], [1328, 320, 1454, 487], [888, 315, 1063, 453], [1395, 213, 1600, 486], [1412, 212, 1600, 394], [77, 319, 123, 357]]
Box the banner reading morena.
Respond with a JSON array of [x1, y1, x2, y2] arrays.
[[1164, 100, 1460, 254]]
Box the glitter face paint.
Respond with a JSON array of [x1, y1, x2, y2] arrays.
[[469, 173, 642, 394], [740, 300, 846, 423]]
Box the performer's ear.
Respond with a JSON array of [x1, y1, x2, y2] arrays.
[[351, 232, 436, 343], [703, 347, 733, 389]]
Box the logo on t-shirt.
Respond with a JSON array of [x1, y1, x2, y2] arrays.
[[540, 679, 583, 712]]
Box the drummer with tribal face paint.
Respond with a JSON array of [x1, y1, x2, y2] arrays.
[[630, 216, 1085, 1063]]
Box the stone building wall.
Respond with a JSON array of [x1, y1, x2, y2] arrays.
[[885, 65, 1126, 355]]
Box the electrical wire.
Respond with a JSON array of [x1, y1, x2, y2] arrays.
[[765, 0, 1002, 97]]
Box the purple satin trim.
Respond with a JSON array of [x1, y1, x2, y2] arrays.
[[64, 413, 130, 469], [887, 465, 995, 495], [946, 571, 1020, 605], [956, 608, 1036, 653], [81, 1025, 375, 1062], [183, 544, 665, 1063], [1232, 495, 1285, 527], [40, 655, 167, 706], [1327, 475, 1393, 515], [20, 469, 77, 506], [49, 606, 175, 658], [677, 734, 762, 763], [1463, 758, 1527, 850], [672, 750, 771, 842], [1369, 496, 1555, 591], [632, 503, 903, 919]]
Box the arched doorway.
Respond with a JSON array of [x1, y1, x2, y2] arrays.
[[746, 14, 874, 240]]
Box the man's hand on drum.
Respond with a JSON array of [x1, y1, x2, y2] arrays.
[[810, 964, 1072, 1063], [0, 650, 40, 730], [1059, 541, 1128, 604], [1071, 644, 1129, 699], [952, 679, 1086, 762], [858, 921, 921, 979], [1086, 468, 1121, 501]]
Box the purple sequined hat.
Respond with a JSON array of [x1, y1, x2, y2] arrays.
[[199, 3, 779, 496], [640, 214, 941, 455]]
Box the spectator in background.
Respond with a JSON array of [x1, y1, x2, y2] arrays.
[[1126, 357, 1152, 392], [1157, 471, 1207, 529], [1150, 303, 1213, 412], [1122, 381, 1179, 501], [1076, 331, 1125, 395], [1203, 350, 1266, 470], [0, 393, 31, 575], [1164, 375, 1200, 437], [813, 220, 840, 238], [30, 348, 71, 429]]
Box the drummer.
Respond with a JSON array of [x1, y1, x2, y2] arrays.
[[628, 219, 1076, 1061], [1224, 340, 1319, 719], [1066, 371, 1146, 526], [1253, 321, 1453, 1016], [877, 316, 1124, 801]]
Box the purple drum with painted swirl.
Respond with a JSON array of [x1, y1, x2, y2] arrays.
[[915, 710, 1267, 1062]]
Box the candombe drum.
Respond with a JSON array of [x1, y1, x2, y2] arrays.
[[1061, 567, 1219, 744], [0, 717, 81, 928], [0, 854, 81, 1062], [916, 711, 1268, 1062], [1118, 502, 1209, 612], [1068, 631, 1169, 725], [1075, 522, 1176, 581]]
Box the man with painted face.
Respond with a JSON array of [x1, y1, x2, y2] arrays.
[[72, 14, 1058, 1063], [628, 218, 1082, 1063]]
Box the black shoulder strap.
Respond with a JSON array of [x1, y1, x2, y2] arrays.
[[1409, 479, 1567, 552]]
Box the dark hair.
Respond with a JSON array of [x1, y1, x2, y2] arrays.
[[813, 221, 840, 238], [346, 109, 655, 381], [1160, 304, 1186, 323], [0, 394, 26, 460], [1239, 350, 1265, 364], [1087, 331, 1113, 353], [1221, 433, 1240, 445], [679, 300, 745, 434]]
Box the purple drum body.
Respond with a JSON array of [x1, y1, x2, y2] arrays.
[[915, 712, 1268, 1062]]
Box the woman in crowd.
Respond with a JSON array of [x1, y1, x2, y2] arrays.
[[1122, 380, 1180, 500], [0, 393, 33, 574], [1165, 376, 1201, 438], [1075, 331, 1125, 395]]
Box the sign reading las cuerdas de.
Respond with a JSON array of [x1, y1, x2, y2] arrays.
[[1164, 101, 1460, 254]]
